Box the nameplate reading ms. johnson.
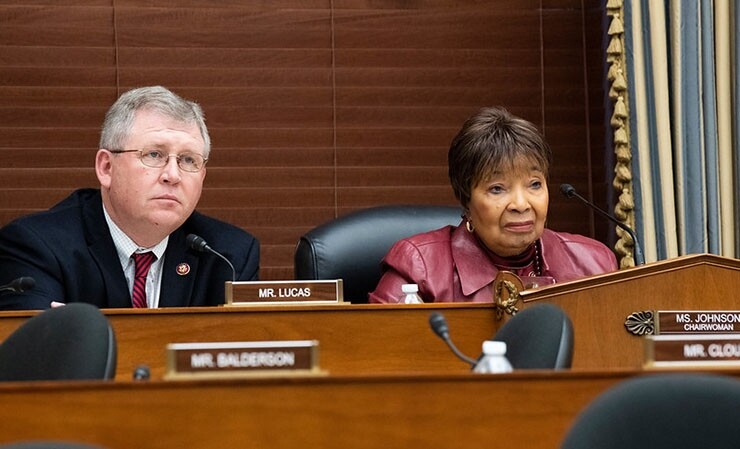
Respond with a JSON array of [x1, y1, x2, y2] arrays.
[[656, 311, 740, 334], [645, 334, 740, 368], [165, 340, 321, 379], [224, 280, 345, 306]]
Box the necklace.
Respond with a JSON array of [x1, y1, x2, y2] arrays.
[[482, 238, 543, 277], [531, 240, 543, 277]]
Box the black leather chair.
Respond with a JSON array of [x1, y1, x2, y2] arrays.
[[0, 303, 117, 381], [294, 205, 462, 303], [493, 303, 573, 369], [560, 373, 740, 449]]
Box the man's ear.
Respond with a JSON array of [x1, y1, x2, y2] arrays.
[[95, 149, 113, 188]]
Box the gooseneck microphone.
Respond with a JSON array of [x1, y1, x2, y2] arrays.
[[429, 312, 478, 367], [560, 183, 645, 265], [185, 234, 237, 282], [0, 276, 36, 294]]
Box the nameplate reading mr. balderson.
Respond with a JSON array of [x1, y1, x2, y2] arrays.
[[166, 340, 321, 379], [225, 280, 345, 306]]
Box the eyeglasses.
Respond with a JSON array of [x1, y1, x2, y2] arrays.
[[111, 148, 208, 173]]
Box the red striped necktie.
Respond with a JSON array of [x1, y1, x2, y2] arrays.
[[132, 251, 156, 308]]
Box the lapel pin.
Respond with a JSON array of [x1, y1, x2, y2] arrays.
[[176, 263, 191, 276]]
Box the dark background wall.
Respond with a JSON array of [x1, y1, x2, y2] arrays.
[[0, 0, 609, 280]]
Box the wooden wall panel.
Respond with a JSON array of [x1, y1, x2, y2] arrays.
[[542, 2, 608, 240], [0, 4, 116, 247], [0, 0, 607, 282], [112, 2, 335, 280]]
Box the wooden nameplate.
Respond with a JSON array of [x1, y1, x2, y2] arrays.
[[224, 280, 345, 306], [165, 340, 323, 379], [656, 311, 740, 334], [625, 310, 740, 336], [645, 334, 740, 369]]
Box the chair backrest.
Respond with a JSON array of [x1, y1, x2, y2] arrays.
[[493, 303, 573, 369], [294, 205, 462, 303], [0, 303, 117, 381], [560, 373, 740, 449]]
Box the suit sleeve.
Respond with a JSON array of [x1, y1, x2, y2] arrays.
[[368, 239, 427, 304], [236, 236, 260, 281], [0, 221, 65, 310]]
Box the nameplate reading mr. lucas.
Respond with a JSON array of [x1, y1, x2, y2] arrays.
[[225, 280, 344, 306]]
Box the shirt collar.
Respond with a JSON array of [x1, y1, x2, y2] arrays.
[[102, 203, 169, 265], [450, 225, 499, 296], [451, 226, 551, 295]]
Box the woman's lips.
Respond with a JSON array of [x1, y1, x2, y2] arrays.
[[505, 221, 534, 232]]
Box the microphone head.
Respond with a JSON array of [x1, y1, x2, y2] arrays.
[[559, 183, 576, 198], [132, 364, 151, 381], [15, 276, 35, 293], [429, 312, 450, 340], [186, 233, 208, 253]]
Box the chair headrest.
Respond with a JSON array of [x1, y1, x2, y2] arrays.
[[561, 373, 740, 449], [0, 303, 117, 381], [294, 205, 462, 302], [493, 303, 573, 369]]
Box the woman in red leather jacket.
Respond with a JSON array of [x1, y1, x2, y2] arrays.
[[369, 106, 618, 303]]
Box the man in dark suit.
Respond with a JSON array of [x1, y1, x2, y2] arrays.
[[0, 86, 259, 310]]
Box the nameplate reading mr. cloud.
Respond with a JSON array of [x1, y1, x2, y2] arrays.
[[225, 280, 344, 306], [166, 340, 320, 379], [645, 334, 740, 368]]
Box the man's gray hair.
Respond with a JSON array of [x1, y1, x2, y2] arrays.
[[99, 86, 211, 157]]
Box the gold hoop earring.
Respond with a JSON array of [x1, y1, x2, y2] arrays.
[[465, 218, 474, 233]]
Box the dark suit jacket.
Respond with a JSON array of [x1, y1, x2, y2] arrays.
[[0, 189, 260, 310]]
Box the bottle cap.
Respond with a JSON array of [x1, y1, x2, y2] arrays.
[[482, 340, 507, 355], [401, 284, 419, 294]]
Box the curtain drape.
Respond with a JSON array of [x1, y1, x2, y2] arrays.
[[609, 0, 739, 265]]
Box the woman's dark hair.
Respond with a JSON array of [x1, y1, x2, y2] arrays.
[[448, 106, 552, 209]]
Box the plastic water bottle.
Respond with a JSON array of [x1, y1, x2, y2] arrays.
[[473, 340, 513, 374], [402, 284, 423, 304]]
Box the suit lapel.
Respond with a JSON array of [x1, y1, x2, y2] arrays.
[[81, 192, 131, 308], [159, 229, 199, 307]]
